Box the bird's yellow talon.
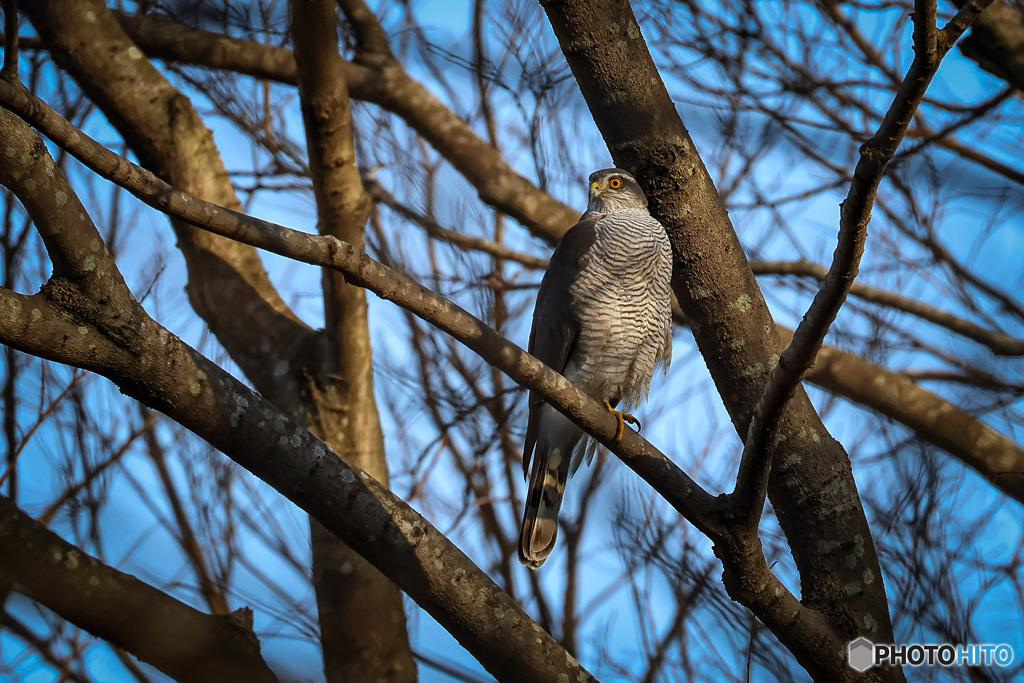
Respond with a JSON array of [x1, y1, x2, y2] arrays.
[[604, 400, 641, 442]]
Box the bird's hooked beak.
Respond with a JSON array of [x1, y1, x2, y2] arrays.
[[588, 180, 603, 203]]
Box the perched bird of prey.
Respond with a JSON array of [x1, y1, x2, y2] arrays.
[[519, 168, 674, 569]]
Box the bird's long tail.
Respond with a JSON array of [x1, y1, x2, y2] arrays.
[[519, 406, 582, 569]]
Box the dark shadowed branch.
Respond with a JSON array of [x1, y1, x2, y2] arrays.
[[0, 81, 722, 531], [752, 260, 1024, 356], [0, 494, 278, 683], [108, 10, 577, 244]]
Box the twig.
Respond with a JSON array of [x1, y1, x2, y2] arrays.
[[0, 494, 278, 682], [727, 0, 996, 524], [141, 409, 230, 615], [365, 177, 549, 270], [0, 104, 597, 682], [336, 0, 395, 63], [0, 371, 85, 488], [38, 411, 158, 525], [102, 10, 576, 243], [1, 610, 93, 683]]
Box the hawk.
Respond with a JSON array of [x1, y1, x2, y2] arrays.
[[519, 168, 674, 569]]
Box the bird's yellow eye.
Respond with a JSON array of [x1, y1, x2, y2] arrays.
[[609, 177, 622, 189]]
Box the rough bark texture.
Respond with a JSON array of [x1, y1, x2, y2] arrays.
[[0, 76, 719, 531], [0, 73, 865, 678], [728, 0, 993, 522], [3, 1, 1017, 680], [0, 11, 1010, 675], [540, 1, 900, 680], [291, 0, 415, 680]]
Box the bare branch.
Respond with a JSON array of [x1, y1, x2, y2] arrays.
[[38, 411, 158, 526], [141, 414, 230, 616], [24, 0, 312, 404], [943, 0, 1001, 50], [799, 331, 1024, 504], [0, 371, 84, 489], [0, 38, 862, 683], [290, 0, 416, 678], [539, 1, 904, 677], [4, 1, 1021, 678], [94, 11, 1024, 521], [1, 610, 94, 683], [0, 79, 720, 531], [336, 0, 394, 62], [365, 177, 549, 269], [0, 494, 278, 683], [0, 84, 597, 683], [953, 0, 1024, 91], [108, 10, 577, 243], [730, 0, 996, 523]]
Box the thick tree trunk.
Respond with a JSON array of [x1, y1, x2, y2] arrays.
[[540, 1, 900, 680], [291, 0, 416, 679]]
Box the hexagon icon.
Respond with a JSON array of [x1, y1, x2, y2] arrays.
[[848, 637, 875, 672]]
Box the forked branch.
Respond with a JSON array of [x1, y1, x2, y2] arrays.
[[727, 0, 996, 525]]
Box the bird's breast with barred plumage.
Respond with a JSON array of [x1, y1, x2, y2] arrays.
[[568, 208, 673, 408]]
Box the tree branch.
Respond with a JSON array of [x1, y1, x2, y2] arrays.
[[336, 0, 394, 63], [24, 0, 313, 406], [0, 72, 859, 680], [12, 7, 1023, 510], [290, 0, 416, 679], [109, 10, 577, 243], [0, 278, 602, 682], [141, 414, 230, 617], [729, 0, 996, 524], [365, 177, 549, 269], [1, 0, 17, 79], [0, 102, 598, 683], [0, 80, 721, 533], [539, 0, 903, 678], [0, 494, 278, 683], [797, 329, 1024, 504], [953, 0, 1024, 92], [112, 11, 1024, 494]]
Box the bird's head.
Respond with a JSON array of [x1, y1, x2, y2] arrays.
[[587, 168, 648, 213]]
